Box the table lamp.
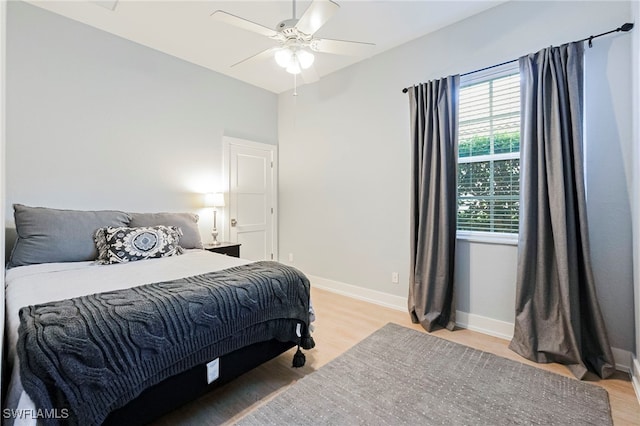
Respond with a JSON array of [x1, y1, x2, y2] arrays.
[[204, 192, 225, 245]]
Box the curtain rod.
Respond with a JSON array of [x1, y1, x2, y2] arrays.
[[401, 22, 634, 93]]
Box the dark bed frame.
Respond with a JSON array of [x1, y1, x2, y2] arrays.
[[104, 339, 296, 425]]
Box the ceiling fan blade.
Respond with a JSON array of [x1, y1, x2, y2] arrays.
[[300, 64, 320, 84], [295, 0, 340, 36], [211, 10, 279, 39], [231, 47, 278, 68], [311, 38, 376, 56]]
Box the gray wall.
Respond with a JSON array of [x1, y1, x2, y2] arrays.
[[278, 1, 635, 352], [584, 26, 634, 356], [6, 1, 278, 241]]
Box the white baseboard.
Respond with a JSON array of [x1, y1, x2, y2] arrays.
[[310, 274, 632, 373], [309, 275, 407, 311], [632, 356, 640, 405], [454, 311, 514, 341], [611, 347, 632, 374]]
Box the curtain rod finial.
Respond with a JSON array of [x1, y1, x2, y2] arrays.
[[620, 23, 634, 32]]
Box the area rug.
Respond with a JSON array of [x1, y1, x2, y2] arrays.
[[237, 323, 612, 425]]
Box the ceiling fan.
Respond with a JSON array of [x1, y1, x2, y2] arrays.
[[211, 0, 375, 83]]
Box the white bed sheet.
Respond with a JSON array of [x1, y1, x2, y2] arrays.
[[4, 250, 252, 425]]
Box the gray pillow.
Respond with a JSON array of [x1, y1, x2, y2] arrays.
[[128, 212, 203, 249], [9, 204, 131, 267]]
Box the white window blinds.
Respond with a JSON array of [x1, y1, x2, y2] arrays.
[[457, 71, 520, 234]]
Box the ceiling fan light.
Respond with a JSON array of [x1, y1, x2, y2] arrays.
[[286, 60, 301, 75], [297, 49, 315, 69], [275, 48, 293, 68]]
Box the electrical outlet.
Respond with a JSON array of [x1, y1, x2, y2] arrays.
[[392, 272, 399, 283], [288, 253, 294, 263]]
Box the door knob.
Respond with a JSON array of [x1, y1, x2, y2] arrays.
[[231, 218, 237, 227]]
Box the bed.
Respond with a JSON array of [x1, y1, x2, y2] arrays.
[[3, 205, 315, 425]]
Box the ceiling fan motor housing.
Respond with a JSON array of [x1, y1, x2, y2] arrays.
[[276, 18, 313, 40]]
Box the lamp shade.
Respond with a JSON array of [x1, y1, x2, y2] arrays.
[[204, 192, 225, 208]]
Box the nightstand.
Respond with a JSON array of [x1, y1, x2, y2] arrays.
[[203, 242, 241, 258]]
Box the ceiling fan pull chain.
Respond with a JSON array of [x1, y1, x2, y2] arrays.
[[292, 0, 296, 19]]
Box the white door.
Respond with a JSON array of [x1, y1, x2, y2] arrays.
[[224, 137, 277, 261]]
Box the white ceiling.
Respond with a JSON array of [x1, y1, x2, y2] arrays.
[[26, 0, 507, 93]]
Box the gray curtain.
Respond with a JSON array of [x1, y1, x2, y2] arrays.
[[408, 75, 459, 332], [509, 42, 615, 379]]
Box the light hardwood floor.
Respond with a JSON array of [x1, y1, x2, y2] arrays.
[[155, 287, 640, 425]]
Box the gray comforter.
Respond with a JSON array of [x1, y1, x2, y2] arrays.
[[17, 261, 312, 426]]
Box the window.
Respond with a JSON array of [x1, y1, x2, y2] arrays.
[[457, 65, 520, 239]]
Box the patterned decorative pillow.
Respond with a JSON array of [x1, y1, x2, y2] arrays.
[[94, 225, 184, 264]]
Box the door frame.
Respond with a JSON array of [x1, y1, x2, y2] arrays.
[[222, 136, 278, 260]]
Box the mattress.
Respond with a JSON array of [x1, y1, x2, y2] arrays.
[[4, 250, 253, 425]]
